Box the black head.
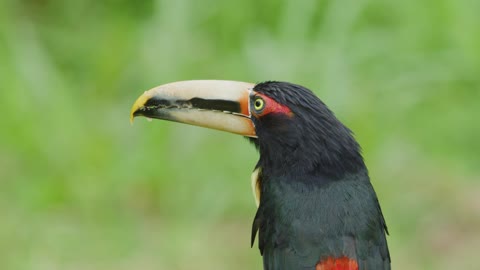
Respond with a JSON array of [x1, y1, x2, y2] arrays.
[[249, 81, 365, 179]]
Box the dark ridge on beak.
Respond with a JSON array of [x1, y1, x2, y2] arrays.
[[144, 98, 172, 108], [142, 97, 242, 114], [189, 98, 241, 112]]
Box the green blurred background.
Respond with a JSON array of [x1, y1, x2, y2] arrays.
[[1, 0, 479, 269]]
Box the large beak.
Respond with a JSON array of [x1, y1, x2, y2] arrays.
[[130, 80, 257, 138]]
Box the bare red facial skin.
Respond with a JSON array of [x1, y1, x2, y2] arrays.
[[252, 93, 293, 117], [315, 256, 359, 270]]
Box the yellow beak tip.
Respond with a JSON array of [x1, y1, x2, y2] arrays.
[[130, 91, 152, 125], [129, 106, 139, 125]]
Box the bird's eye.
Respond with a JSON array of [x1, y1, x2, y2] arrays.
[[254, 97, 265, 111]]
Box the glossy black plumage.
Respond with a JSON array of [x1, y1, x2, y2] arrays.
[[248, 82, 390, 270]]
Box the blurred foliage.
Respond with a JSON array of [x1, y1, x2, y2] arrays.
[[0, 0, 479, 269]]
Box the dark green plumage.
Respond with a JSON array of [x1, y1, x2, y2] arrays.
[[249, 82, 390, 270]]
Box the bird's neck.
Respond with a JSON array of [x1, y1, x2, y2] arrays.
[[255, 135, 366, 181]]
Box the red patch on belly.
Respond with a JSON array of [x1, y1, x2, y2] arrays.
[[315, 256, 358, 270]]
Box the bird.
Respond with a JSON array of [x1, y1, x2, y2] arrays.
[[130, 80, 390, 270]]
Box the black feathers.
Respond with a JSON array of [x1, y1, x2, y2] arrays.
[[248, 81, 390, 270], [251, 81, 365, 179]]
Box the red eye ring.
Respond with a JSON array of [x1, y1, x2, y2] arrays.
[[251, 93, 293, 117]]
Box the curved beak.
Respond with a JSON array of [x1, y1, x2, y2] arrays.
[[130, 80, 257, 138]]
